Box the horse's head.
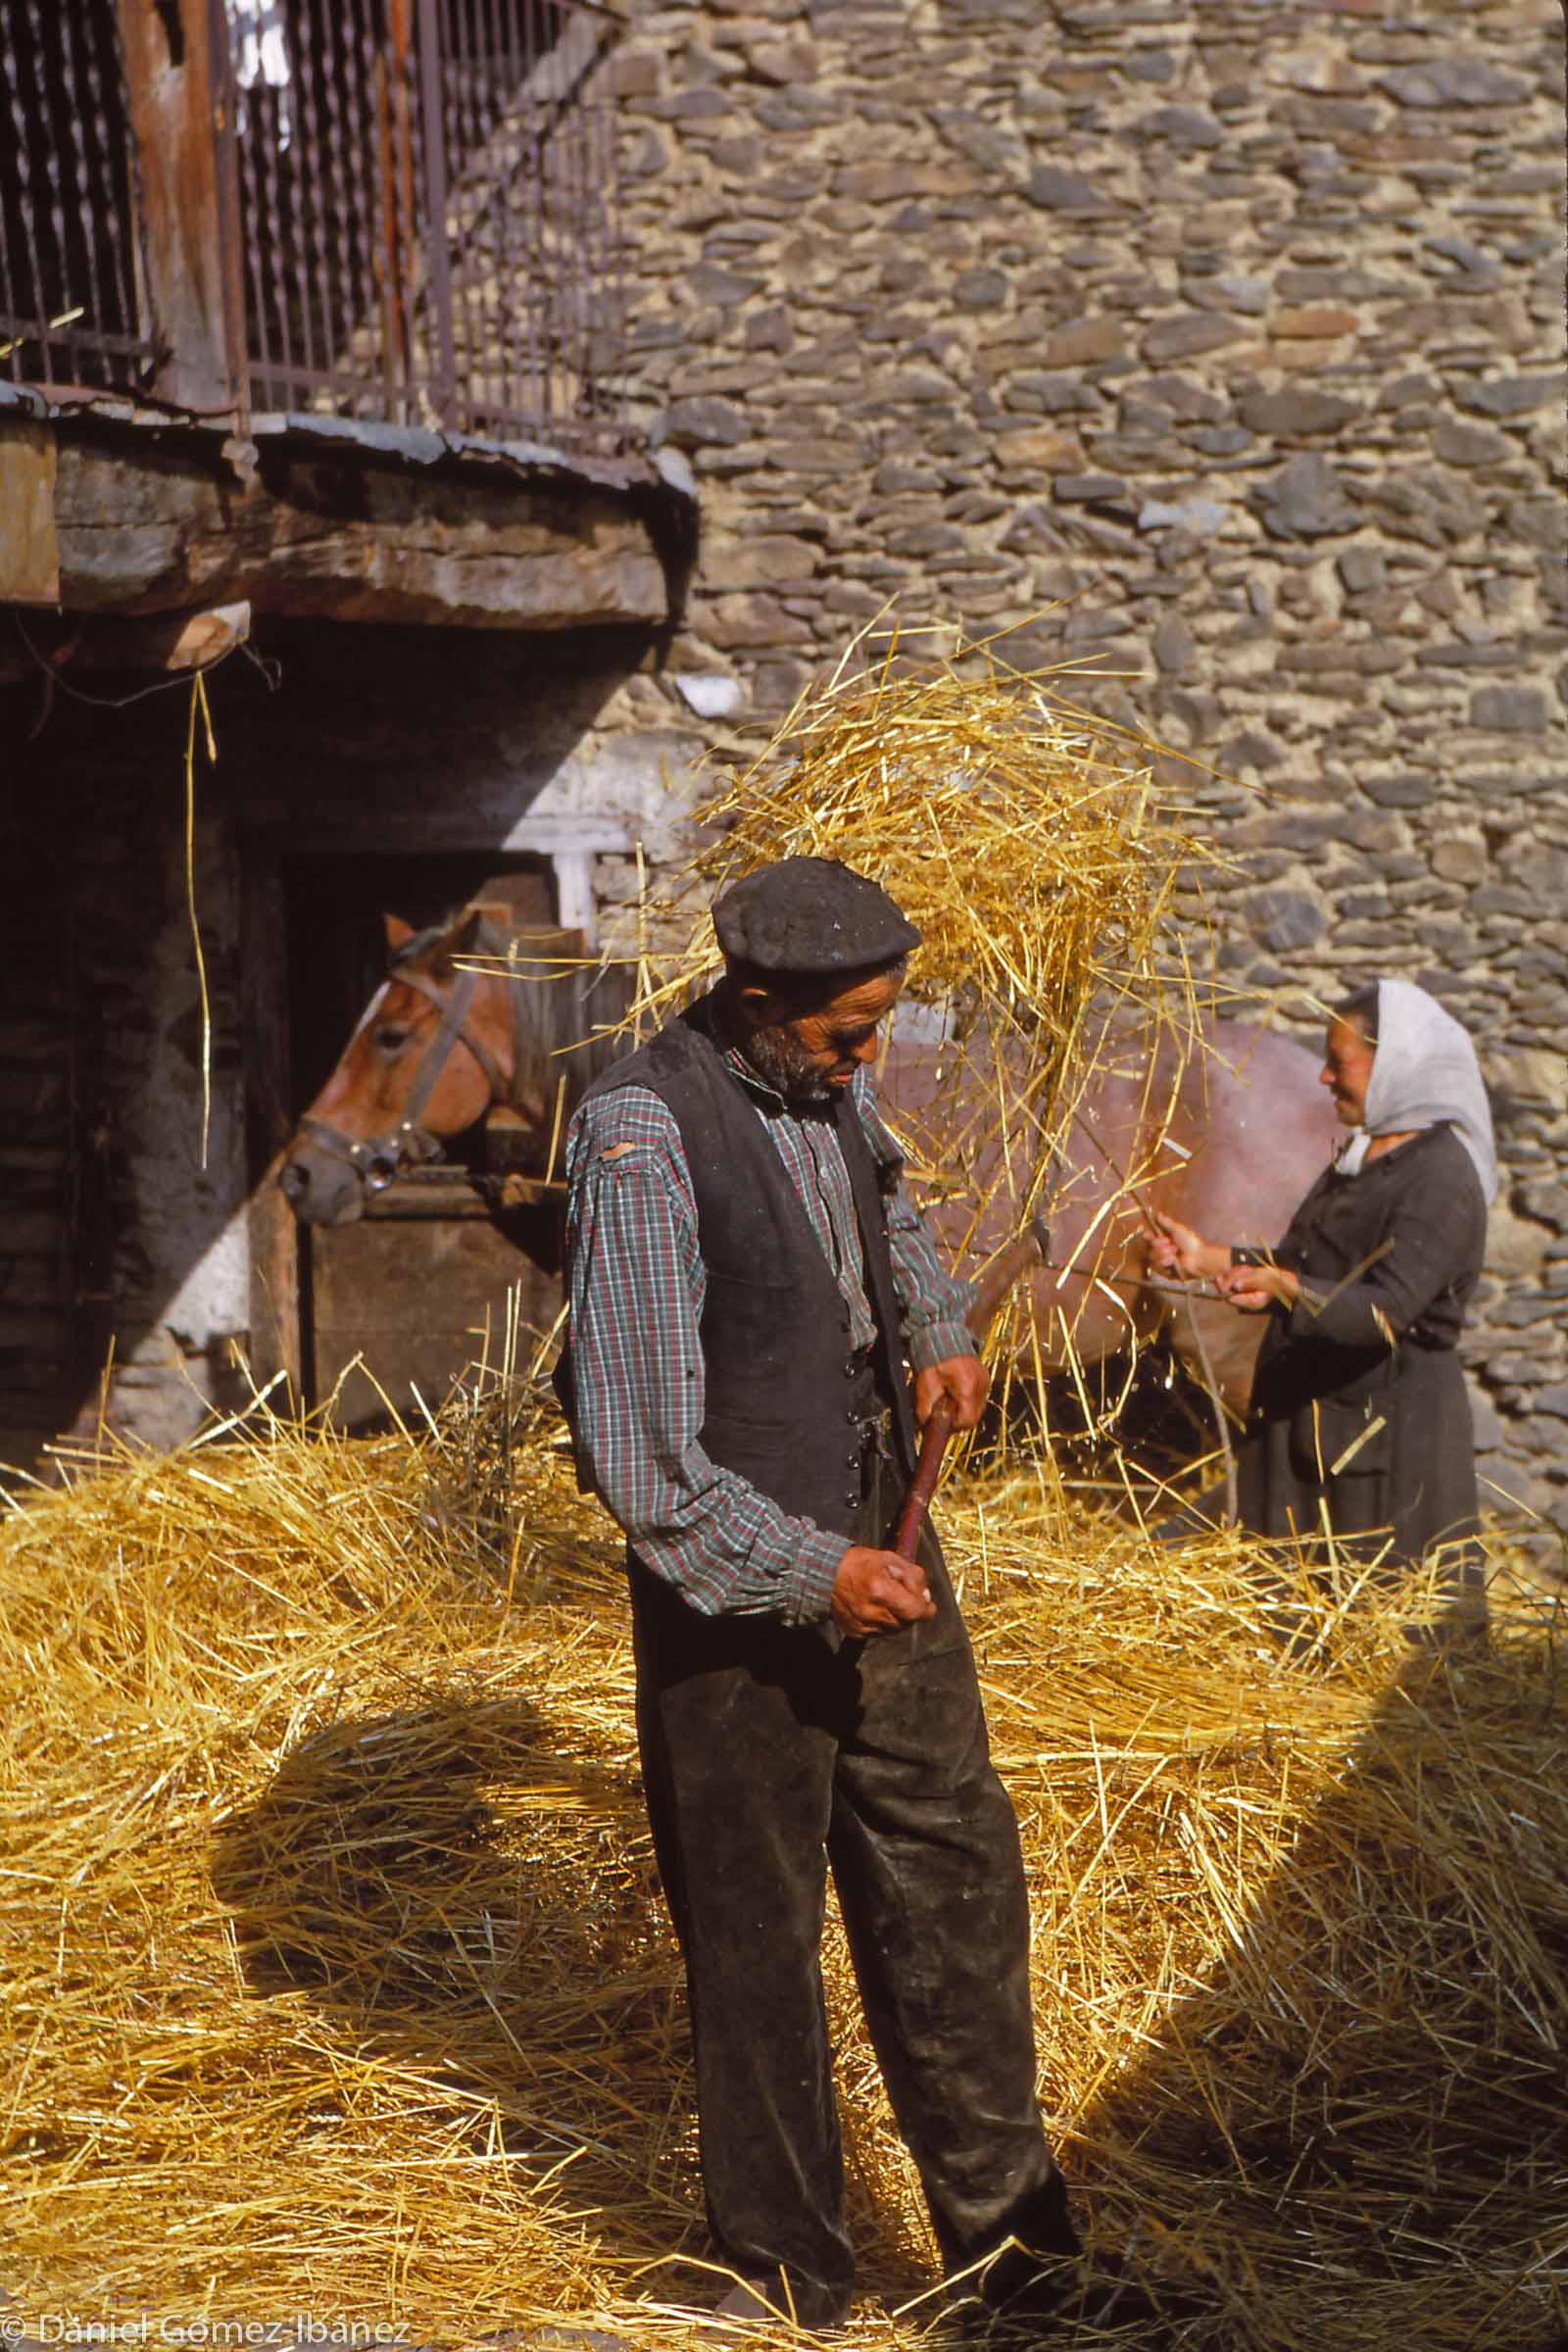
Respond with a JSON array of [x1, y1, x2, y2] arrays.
[[279, 908, 536, 1226]]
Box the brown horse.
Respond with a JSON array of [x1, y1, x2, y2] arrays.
[[280, 909, 1337, 1419], [880, 1019, 1337, 1421], [278, 907, 628, 1228]]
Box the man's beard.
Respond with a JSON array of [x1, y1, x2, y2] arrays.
[[743, 1020, 836, 1105]]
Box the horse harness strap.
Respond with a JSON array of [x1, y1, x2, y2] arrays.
[[301, 960, 519, 1191]]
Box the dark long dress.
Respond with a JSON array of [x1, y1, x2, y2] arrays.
[[1237, 1122, 1488, 1571]]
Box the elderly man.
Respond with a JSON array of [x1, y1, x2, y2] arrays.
[[559, 858, 1081, 2334]]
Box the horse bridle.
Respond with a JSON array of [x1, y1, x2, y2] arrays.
[[299, 958, 521, 1193]]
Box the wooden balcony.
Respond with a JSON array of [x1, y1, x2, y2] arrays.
[[0, 2, 689, 650], [1, 0, 628, 446]]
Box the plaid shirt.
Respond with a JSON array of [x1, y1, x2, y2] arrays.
[[563, 1045, 977, 1625]]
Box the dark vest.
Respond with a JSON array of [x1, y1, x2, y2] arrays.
[[570, 997, 919, 1542]]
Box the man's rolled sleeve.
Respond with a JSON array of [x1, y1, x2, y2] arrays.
[[769, 1523, 848, 1625]]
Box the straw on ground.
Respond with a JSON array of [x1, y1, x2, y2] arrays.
[[2, 1394, 1563, 2352]]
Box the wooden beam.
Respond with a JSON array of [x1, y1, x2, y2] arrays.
[[551, 850, 599, 945], [115, 0, 245, 414], [53, 601, 252, 672], [241, 849, 302, 1400], [0, 421, 60, 605], [37, 424, 671, 628]]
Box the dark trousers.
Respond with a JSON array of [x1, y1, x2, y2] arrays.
[[629, 1465, 1077, 2328]]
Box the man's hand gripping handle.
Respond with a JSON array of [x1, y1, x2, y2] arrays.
[[830, 1213, 1048, 1639]]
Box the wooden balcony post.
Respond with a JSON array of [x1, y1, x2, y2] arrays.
[[114, 0, 246, 414]]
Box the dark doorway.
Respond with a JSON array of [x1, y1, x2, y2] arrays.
[[277, 851, 562, 1425]]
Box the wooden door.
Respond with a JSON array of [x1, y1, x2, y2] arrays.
[[306, 1172, 560, 1429]]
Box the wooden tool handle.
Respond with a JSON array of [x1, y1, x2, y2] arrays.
[[888, 1210, 1050, 1561], [893, 1394, 956, 1559]]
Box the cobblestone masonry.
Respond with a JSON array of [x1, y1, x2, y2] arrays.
[[591, 0, 1568, 1532]]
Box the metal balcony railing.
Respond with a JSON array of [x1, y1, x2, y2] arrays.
[[0, 0, 627, 451], [0, 3, 162, 393]]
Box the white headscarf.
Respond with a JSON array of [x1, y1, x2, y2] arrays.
[[1336, 978, 1497, 1202]]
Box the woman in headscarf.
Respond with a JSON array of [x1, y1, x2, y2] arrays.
[[1148, 980, 1495, 1582]]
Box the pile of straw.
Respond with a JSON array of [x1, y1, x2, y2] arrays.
[[3, 1400, 1564, 2350]]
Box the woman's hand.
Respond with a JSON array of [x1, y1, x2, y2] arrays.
[[1143, 1205, 1229, 1284], [1214, 1261, 1300, 1314]]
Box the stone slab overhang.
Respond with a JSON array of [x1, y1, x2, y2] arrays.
[[0, 383, 696, 654]]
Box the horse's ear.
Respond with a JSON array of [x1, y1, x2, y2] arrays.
[[427, 906, 485, 978], [384, 913, 416, 952]]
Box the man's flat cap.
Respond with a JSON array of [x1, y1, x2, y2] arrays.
[[712, 858, 920, 975]]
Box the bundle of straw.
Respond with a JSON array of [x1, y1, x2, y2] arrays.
[[634, 625, 1211, 1039], [613, 629, 1232, 1434]]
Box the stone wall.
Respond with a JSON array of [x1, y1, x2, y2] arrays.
[[596, 0, 1568, 1530], [4, 0, 1564, 1523]]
